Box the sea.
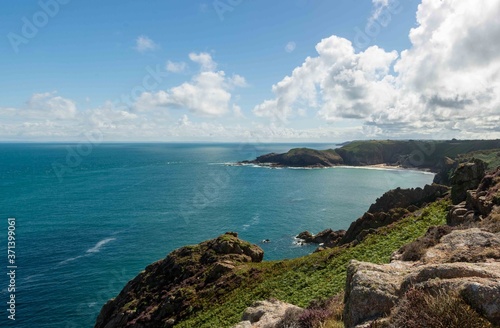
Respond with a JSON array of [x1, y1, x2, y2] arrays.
[[0, 143, 435, 327]]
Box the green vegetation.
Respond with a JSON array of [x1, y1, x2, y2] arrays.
[[457, 148, 500, 171], [337, 139, 500, 167], [176, 200, 449, 328]]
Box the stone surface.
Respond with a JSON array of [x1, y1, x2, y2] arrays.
[[343, 229, 500, 327], [232, 299, 304, 328], [450, 159, 487, 204]]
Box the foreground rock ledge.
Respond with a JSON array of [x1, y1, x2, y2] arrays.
[[343, 228, 500, 327], [95, 232, 263, 328]]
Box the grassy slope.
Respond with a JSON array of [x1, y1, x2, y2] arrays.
[[176, 200, 449, 328], [458, 149, 500, 171]]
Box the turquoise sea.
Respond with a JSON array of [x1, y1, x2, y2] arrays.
[[0, 143, 434, 327]]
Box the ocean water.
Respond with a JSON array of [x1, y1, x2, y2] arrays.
[[0, 143, 434, 327]]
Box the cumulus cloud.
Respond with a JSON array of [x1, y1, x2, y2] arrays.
[[254, 0, 500, 138], [166, 60, 187, 73], [188, 52, 217, 71], [136, 52, 246, 117], [254, 36, 398, 123], [135, 35, 159, 53]]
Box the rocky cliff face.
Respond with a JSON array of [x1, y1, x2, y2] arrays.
[[450, 159, 487, 204], [94, 232, 263, 328], [297, 184, 449, 250]]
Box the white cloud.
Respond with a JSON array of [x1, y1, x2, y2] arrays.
[[254, 0, 500, 138], [23, 92, 77, 120], [254, 36, 398, 123], [135, 35, 159, 53], [285, 41, 296, 53], [189, 52, 217, 71], [135, 53, 246, 117], [370, 0, 402, 24], [166, 60, 187, 73]]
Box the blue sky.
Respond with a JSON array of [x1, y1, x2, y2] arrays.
[[1, 0, 499, 142]]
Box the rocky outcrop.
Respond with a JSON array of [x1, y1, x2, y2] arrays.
[[296, 184, 449, 251], [368, 184, 449, 214], [433, 156, 458, 185], [450, 159, 487, 204], [231, 299, 303, 328], [344, 228, 500, 327], [95, 232, 263, 328], [448, 167, 500, 227], [342, 171, 500, 327], [296, 229, 346, 248], [339, 184, 449, 245]]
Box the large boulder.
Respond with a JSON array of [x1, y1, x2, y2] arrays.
[[232, 299, 304, 328], [95, 232, 263, 328], [450, 159, 487, 204], [343, 228, 500, 327], [447, 167, 500, 226]]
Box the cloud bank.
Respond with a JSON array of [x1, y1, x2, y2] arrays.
[[254, 0, 500, 138]]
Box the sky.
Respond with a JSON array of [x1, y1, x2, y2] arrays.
[[0, 0, 499, 142]]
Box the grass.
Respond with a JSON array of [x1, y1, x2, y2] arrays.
[[458, 148, 500, 171], [175, 200, 449, 328]]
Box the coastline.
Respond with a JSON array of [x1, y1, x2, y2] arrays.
[[229, 162, 436, 175], [337, 164, 435, 174]]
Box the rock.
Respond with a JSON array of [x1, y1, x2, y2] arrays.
[[368, 184, 449, 214], [296, 231, 314, 243], [447, 202, 472, 226], [447, 167, 500, 226], [462, 282, 500, 324], [296, 229, 346, 249], [95, 232, 264, 328], [450, 159, 487, 204], [232, 299, 304, 328], [422, 228, 500, 263], [343, 228, 500, 327], [433, 156, 458, 185], [341, 210, 401, 245]]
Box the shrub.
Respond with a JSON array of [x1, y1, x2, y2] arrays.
[[387, 288, 493, 328], [400, 225, 453, 261]]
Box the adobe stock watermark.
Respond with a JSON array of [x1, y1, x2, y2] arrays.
[[177, 140, 263, 225], [353, 0, 402, 51], [213, 0, 245, 21], [112, 65, 168, 109], [7, 0, 71, 54], [51, 63, 167, 182]]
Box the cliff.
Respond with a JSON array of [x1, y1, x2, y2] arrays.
[[95, 233, 263, 328]]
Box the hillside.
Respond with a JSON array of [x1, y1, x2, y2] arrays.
[[242, 140, 500, 171]]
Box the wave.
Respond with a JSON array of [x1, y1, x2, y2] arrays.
[[86, 237, 116, 253], [57, 237, 117, 266]]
